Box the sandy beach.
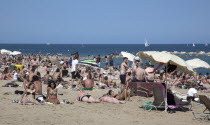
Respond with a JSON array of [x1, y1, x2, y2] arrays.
[[0, 66, 209, 125]]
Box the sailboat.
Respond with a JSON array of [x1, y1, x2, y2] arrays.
[[144, 39, 150, 47], [192, 43, 195, 47], [205, 43, 208, 46]]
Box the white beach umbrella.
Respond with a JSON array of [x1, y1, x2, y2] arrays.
[[186, 58, 210, 69], [137, 51, 193, 73], [11, 51, 22, 55], [0, 49, 12, 55], [121, 51, 136, 62], [137, 51, 193, 112]]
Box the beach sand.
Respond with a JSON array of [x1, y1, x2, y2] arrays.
[[0, 67, 210, 125]]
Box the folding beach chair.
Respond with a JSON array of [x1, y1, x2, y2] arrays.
[[142, 83, 167, 111], [142, 83, 191, 111], [192, 95, 210, 120]]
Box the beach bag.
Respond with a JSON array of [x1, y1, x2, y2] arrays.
[[143, 102, 156, 110]]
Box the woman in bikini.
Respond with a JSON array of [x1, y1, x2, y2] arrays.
[[77, 91, 100, 103], [107, 89, 131, 101], [46, 81, 60, 104], [100, 95, 126, 104], [20, 83, 40, 104]]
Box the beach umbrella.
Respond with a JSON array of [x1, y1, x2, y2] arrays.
[[186, 58, 210, 69], [0, 49, 12, 55], [137, 51, 193, 112], [10, 51, 21, 55], [121, 51, 136, 61], [137, 51, 193, 73], [78, 59, 99, 67]]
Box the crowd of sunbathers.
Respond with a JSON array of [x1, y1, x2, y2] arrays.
[[0, 52, 210, 105]]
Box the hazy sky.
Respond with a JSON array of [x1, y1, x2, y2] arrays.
[[0, 0, 210, 44]]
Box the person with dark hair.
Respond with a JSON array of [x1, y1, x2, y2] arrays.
[[109, 54, 114, 73], [29, 68, 36, 81], [96, 55, 101, 67], [120, 57, 129, 87], [52, 68, 62, 82], [62, 67, 69, 77], [107, 89, 131, 101], [32, 75, 42, 95], [104, 56, 108, 70], [43, 71, 52, 84], [46, 81, 60, 104], [71, 53, 80, 86], [20, 83, 40, 105], [77, 91, 100, 103]]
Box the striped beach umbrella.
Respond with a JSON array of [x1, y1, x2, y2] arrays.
[[78, 59, 99, 67]]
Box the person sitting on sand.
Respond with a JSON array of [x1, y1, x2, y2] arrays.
[[32, 75, 42, 95], [46, 81, 60, 104], [43, 71, 52, 84], [20, 83, 40, 105], [1, 67, 13, 80], [77, 91, 100, 103], [29, 68, 36, 81], [62, 67, 69, 77], [107, 89, 131, 101], [187, 83, 198, 101], [126, 71, 132, 88], [52, 68, 62, 82], [23, 74, 30, 89], [82, 72, 94, 90]]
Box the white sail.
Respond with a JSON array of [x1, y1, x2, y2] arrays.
[[144, 39, 150, 47], [205, 43, 208, 46], [192, 43, 195, 47]]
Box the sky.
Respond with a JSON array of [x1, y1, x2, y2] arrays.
[[0, 0, 210, 44]]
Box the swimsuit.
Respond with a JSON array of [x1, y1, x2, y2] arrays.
[[79, 95, 91, 101], [26, 92, 35, 95]]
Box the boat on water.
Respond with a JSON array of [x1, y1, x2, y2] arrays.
[[144, 39, 150, 47], [192, 43, 195, 47], [46, 42, 51, 45], [205, 43, 208, 46]]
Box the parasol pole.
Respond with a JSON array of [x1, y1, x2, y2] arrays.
[[164, 63, 168, 112]]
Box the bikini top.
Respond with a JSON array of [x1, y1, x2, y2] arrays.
[[26, 91, 35, 95], [49, 91, 57, 95]]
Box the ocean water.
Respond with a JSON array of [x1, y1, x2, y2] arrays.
[[0, 44, 210, 74]]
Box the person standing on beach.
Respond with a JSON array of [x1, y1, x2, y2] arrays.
[[71, 53, 80, 86], [96, 55, 101, 67], [120, 57, 129, 87], [104, 56, 108, 70], [109, 54, 114, 73], [132, 57, 146, 82], [68, 54, 74, 69]]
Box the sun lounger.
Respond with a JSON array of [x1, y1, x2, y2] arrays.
[[142, 83, 192, 111], [192, 95, 210, 120]]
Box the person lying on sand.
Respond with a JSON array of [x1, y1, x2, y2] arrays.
[[20, 83, 40, 105], [107, 89, 131, 101], [77, 91, 100, 103], [100, 96, 126, 104], [46, 81, 60, 104]]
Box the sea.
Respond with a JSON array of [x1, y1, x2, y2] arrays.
[[0, 44, 210, 74]]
